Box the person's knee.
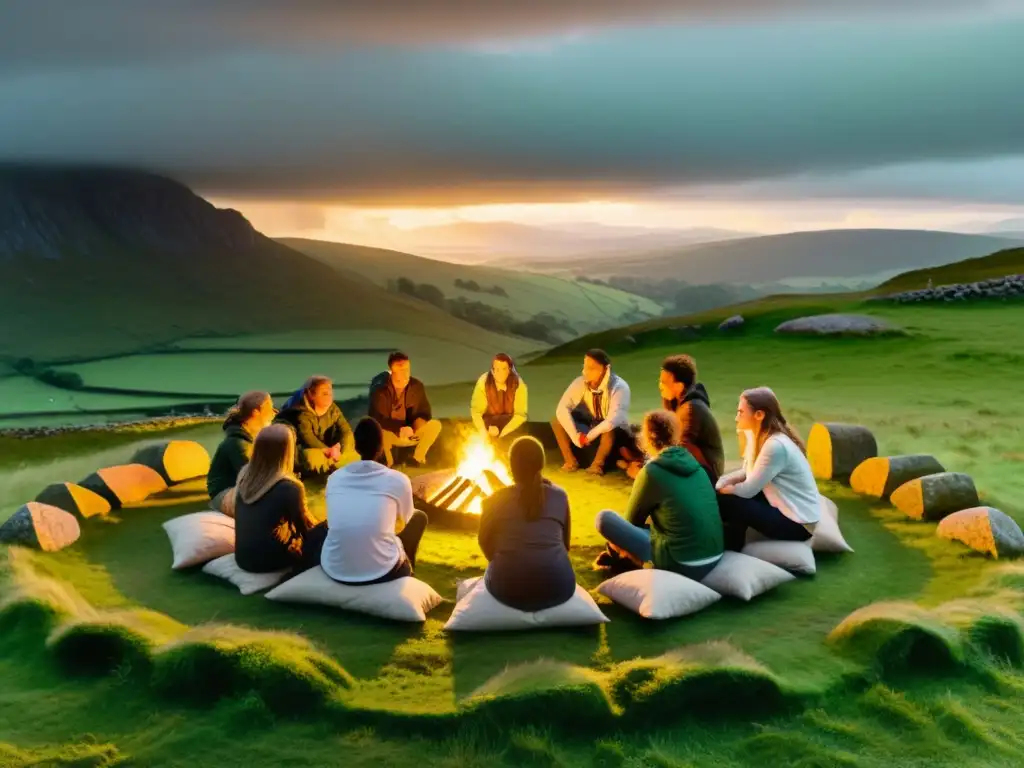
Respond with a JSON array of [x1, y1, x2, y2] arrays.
[[594, 509, 616, 535], [409, 509, 429, 527]]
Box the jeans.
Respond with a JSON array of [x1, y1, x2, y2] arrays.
[[716, 491, 813, 551], [595, 510, 721, 580]]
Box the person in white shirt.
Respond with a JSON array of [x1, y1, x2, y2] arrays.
[[470, 353, 528, 445], [320, 417, 429, 585], [715, 387, 822, 550], [551, 348, 632, 475]]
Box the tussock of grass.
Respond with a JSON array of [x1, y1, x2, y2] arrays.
[[930, 693, 1013, 752], [0, 739, 126, 767], [46, 608, 186, 676], [463, 660, 615, 730], [608, 641, 794, 723], [827, 601, 964, 676], [740, 730, 863, 768], [504, 728, 565, 767], [150, 624, 353, 713], [0, 548, 92, 638], [859, 684, 937, 733], [931, 599, 1024, 666]]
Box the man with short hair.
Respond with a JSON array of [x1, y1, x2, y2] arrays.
[[368, 351, 443, 467], [320, 417, 429, 585], [621, 354, 725, 483], [551, 348, 632, 475]]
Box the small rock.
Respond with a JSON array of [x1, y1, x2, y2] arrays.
[[937, 507, 1024, 559], [719, 315, 744, 331], [623, 335, 637, 345], [774, 314, 903, 336], [0, 502, 81, 552]]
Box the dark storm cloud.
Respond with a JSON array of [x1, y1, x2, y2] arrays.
[[0, 9, 1022, 203], [0, 1, 1004, 71]]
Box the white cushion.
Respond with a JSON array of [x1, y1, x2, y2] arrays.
[[265, 566, 443, 622], [162, 511, 235, 570], [821, 496, 839, 521], [596, 568, 721, 619], [742, 540, 817, 576], [811, 502, 854, 553], [445, 576, 609, 631], [202, 553, 289, 596], [700, 551, 796, 601]]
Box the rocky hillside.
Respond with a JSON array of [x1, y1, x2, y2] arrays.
[[0, 165, 506, 362], [873, 274, 1024, 303]]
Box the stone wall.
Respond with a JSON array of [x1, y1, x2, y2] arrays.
[[872, 274, 1024, 303]]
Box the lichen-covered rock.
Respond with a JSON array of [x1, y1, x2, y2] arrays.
[[937, 507, 1024, 559], [807, 423, 877, 483], [132, 440, 211, 485], [0, 502, 81, 551], [719, 315, 744, 331], [775, 314, 903, 336], [891, 472, 979, 522], [79, 464, 168, 509], [850, 454, 945, 500]]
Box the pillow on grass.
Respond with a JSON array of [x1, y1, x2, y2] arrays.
[[596, 568, 721, 619], [811, 501, 854, 554], [700, 552, 796, 601], [445, 577, 609, 632], [265, 566, 443, 622], [742, 540, 816, 576], [202, 553, 289, 596], [162, 511, 235, 570]]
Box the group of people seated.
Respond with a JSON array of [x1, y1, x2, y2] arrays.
[[203, 346, 822, 612]]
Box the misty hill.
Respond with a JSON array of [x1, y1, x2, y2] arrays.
[[0, 166, 528, 362], [279, 237, 663, 341], [355, 220, 749, 265], [502, 228, 1024, 285]]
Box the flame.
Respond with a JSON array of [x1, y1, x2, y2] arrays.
[[453, 434, 512, 515]]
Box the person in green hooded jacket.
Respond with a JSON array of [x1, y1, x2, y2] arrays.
[[594, 409, 724, 581], [273, 375, 354, 478], [207, 390, 276, 516]]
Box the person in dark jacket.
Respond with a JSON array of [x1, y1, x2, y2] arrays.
[[207, 390, 275, 517], [234, 424, 327, 574], [478, 436, 577, 612], [620, 354, 725, 483], [368, 351, 443, 467], [596, 410, 724, 580], [274, 375, 354, 478]]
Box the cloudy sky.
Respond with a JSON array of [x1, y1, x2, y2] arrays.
[[2, 0, 1023, 242]]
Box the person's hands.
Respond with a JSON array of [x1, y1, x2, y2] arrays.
[[400, 426, 415, 440], [488, 426, 500, 438], [718, 484, 735, 495], [578, 433, 590, 448], [329, 444, 342, 461]]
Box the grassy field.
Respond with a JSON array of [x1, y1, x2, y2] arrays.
[[1, 289, 1023, 766], [282, 238, 664, 334]]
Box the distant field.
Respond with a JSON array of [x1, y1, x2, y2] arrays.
[[281, 238, 664, 334], [0, 377, 190, 416]]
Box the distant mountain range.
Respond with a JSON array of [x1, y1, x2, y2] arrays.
[[350, 220, 751, 264], [0, 165, 520, 362], [491, 229, 1024, 285]]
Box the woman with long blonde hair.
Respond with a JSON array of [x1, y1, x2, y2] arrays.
[[234, 424, 327, 573], [715, 387, 821, 550]]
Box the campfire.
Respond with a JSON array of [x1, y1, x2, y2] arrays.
[[413, 434, 513, 523]]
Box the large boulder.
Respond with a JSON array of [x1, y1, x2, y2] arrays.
[[937, 507, 1024, 559], [807, 423, 877, 483], [35, 482, 111, 519], [850, 455, 945, 501], [774, 314, 903, 336], [132, 440, 211, 485], [891, 472, 979, 522], [0, 502, 81, 552], [79, 464, 168, 509], [719, 315, 744, 331]]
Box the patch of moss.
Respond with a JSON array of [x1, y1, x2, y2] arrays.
[[47, 608, 185, 676], [828, 601, 965, 677], [150, 625, 353, 714], [0, 739, 127, 767], [463, 660, 616, 731], [609, 642, 795, 725]]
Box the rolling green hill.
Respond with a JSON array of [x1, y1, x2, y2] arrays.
[[0, 166, 531, 364], [874, 246, 1024, 293], [280, 237, 663, 338]]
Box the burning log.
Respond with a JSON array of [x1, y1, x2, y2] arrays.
[[455, 486, 485, 514], [434, 478, 472, 510], [482, 468, 509, 492], [427, 475, 463, 506]]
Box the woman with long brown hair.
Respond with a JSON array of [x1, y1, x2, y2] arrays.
[[207, 390, 275, 517], [234, 424, 327, 574], [715, 387, 821, 550], [477, 436, 576, 612], [470, 352, 529, 444]]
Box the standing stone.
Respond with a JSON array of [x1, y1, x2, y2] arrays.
[[807, 423, 878, 483], [937, 507, 1024, 559], [132, 440, 211, 485], [850, 455, 946, 501], [0, 502, 81, 552], [890, 472, 979, 522], [35, 482, 111, 519]]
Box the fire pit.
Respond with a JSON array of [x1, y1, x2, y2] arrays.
[[411, 434, 512, 529]]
